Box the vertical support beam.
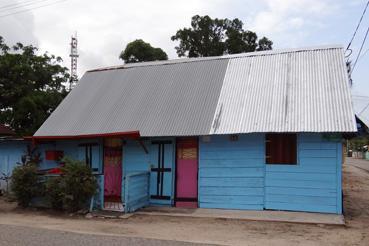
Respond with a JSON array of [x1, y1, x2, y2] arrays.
[[336, 141, 343, 214], [124, 175, 129, 213]]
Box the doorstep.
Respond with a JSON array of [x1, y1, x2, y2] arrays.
[[135, 207, 345, 225], [89, 210, 133, 219]]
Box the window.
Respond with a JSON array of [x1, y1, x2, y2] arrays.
[[266, 134, 297, 165], [78, 143, 99, 168]]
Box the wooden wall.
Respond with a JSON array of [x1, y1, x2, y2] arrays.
[[198, 134, 265, 210], [198, 133, 342, 214], [265, 133, 342, 214]]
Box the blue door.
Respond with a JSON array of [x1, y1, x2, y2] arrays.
[[149, 140, 174, 205]]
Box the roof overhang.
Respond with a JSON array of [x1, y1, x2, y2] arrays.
[[32, 131, 140, 143]]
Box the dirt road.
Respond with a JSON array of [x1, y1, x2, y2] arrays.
[[0, 224, 209, 246], [0, 159, 368, 246]]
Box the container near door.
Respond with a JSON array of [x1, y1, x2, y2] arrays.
[[175, 138, 198, 208]]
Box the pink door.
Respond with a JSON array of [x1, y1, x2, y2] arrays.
[[104, 138, 123, 206], [176, 138, 198, 208]]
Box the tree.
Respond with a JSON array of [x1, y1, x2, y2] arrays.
[[0, 36, 69, 136], [119, 39, 168, 63], [171, 15, 273, 57]]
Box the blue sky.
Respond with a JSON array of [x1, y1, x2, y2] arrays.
[[0, 0, 368, 99]]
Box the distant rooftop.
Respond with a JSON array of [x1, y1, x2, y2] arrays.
[[0, 124, 15, 136]]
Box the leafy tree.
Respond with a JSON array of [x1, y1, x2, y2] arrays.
[[0, 36, 69, 136], [119, 39, 168, 63], [171, 15, 273, 57]]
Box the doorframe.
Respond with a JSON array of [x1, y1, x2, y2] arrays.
[[150, 140, 173, 201], [174, 137, 199, 207], [102, 138, 124, 207]]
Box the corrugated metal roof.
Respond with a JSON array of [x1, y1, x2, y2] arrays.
[[34, 45, 357, 138], [211, 47, 357, 133], [35, 59, 228, 137]]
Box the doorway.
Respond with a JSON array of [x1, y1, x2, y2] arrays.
[[150, 140, 173, 205], [103, 138, 123, 211], [175, 138, 198, 208]]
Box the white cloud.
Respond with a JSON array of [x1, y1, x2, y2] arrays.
[[0, 1, 38, 47], [250, 0, 337, 47]]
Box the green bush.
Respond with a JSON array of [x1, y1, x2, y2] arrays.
[[61, 157, 97, 212], [11, 164, 40, 207], [45, 176, 64, 210]]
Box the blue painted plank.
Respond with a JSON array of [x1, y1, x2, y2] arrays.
[[200, 203, 263, 210], [266, 165, 336, 174], [266, 172, 336, 182], [200, 187, 264, 196], [265, 202, 337, 213], [265, 179, 336, 189], [200, 150, 263, 160], [265, 187, 337, 197], [201, 159, 264, 167], [265, 194, 337, 206], [299, 149, 337, 158], [200, 168, 264, 178], [200, 195, 264, 204], [199, 177, 264, 187], [299, 142, 338, 150]]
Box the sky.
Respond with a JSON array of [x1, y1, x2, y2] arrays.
[[0, 0, 368, 100]]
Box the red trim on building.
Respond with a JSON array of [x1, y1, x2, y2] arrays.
[[32, 131, 140, 142]]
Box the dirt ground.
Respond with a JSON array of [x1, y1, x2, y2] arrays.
[[0, 162, 369, 246]]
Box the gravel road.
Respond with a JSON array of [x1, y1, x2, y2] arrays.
[[0, 224, 213, 246]]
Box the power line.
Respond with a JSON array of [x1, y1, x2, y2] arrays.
[[352, 95, 369, 98], [0, 0, 67, 18], [0, 0, 54, 13], [346, 0, 369, 53], [359, 101, 369, 115], [351, 25, 369, 74], [0, 0, 49, 10]]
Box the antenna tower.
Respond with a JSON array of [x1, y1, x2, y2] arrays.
[[69, 33, 79, 90]]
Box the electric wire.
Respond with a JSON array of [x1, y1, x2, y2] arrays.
[[0, 0, 52, 13], [0, 0, 52, 11], [351, 25, 369, 74], [0, 0, 67, 18], [346, 0, 369, 53]]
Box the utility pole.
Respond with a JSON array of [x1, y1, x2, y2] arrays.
[[69, 33, 79, 90]]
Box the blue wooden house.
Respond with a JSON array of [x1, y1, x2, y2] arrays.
[[2, 46, 357, 214]]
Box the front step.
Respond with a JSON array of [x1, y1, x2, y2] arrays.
[[90, 210, 127, 219], [103, 201, 124, 212]]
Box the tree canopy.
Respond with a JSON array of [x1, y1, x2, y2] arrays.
[[171, 15, 273, 57], [0, 36, 69, 136], [119, 39, 168, 63]]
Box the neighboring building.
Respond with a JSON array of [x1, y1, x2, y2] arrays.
[[19, 46, 357, 213], [0, 124, 15, 137], [0, 125, 27, 192]]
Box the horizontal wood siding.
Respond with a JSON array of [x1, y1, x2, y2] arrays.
[[124, 172, 150, 212], [199, 134, 264, 210], [265, 133, 342, 214]]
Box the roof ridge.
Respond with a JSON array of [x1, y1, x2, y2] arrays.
[[87, 44, 344, 72]]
